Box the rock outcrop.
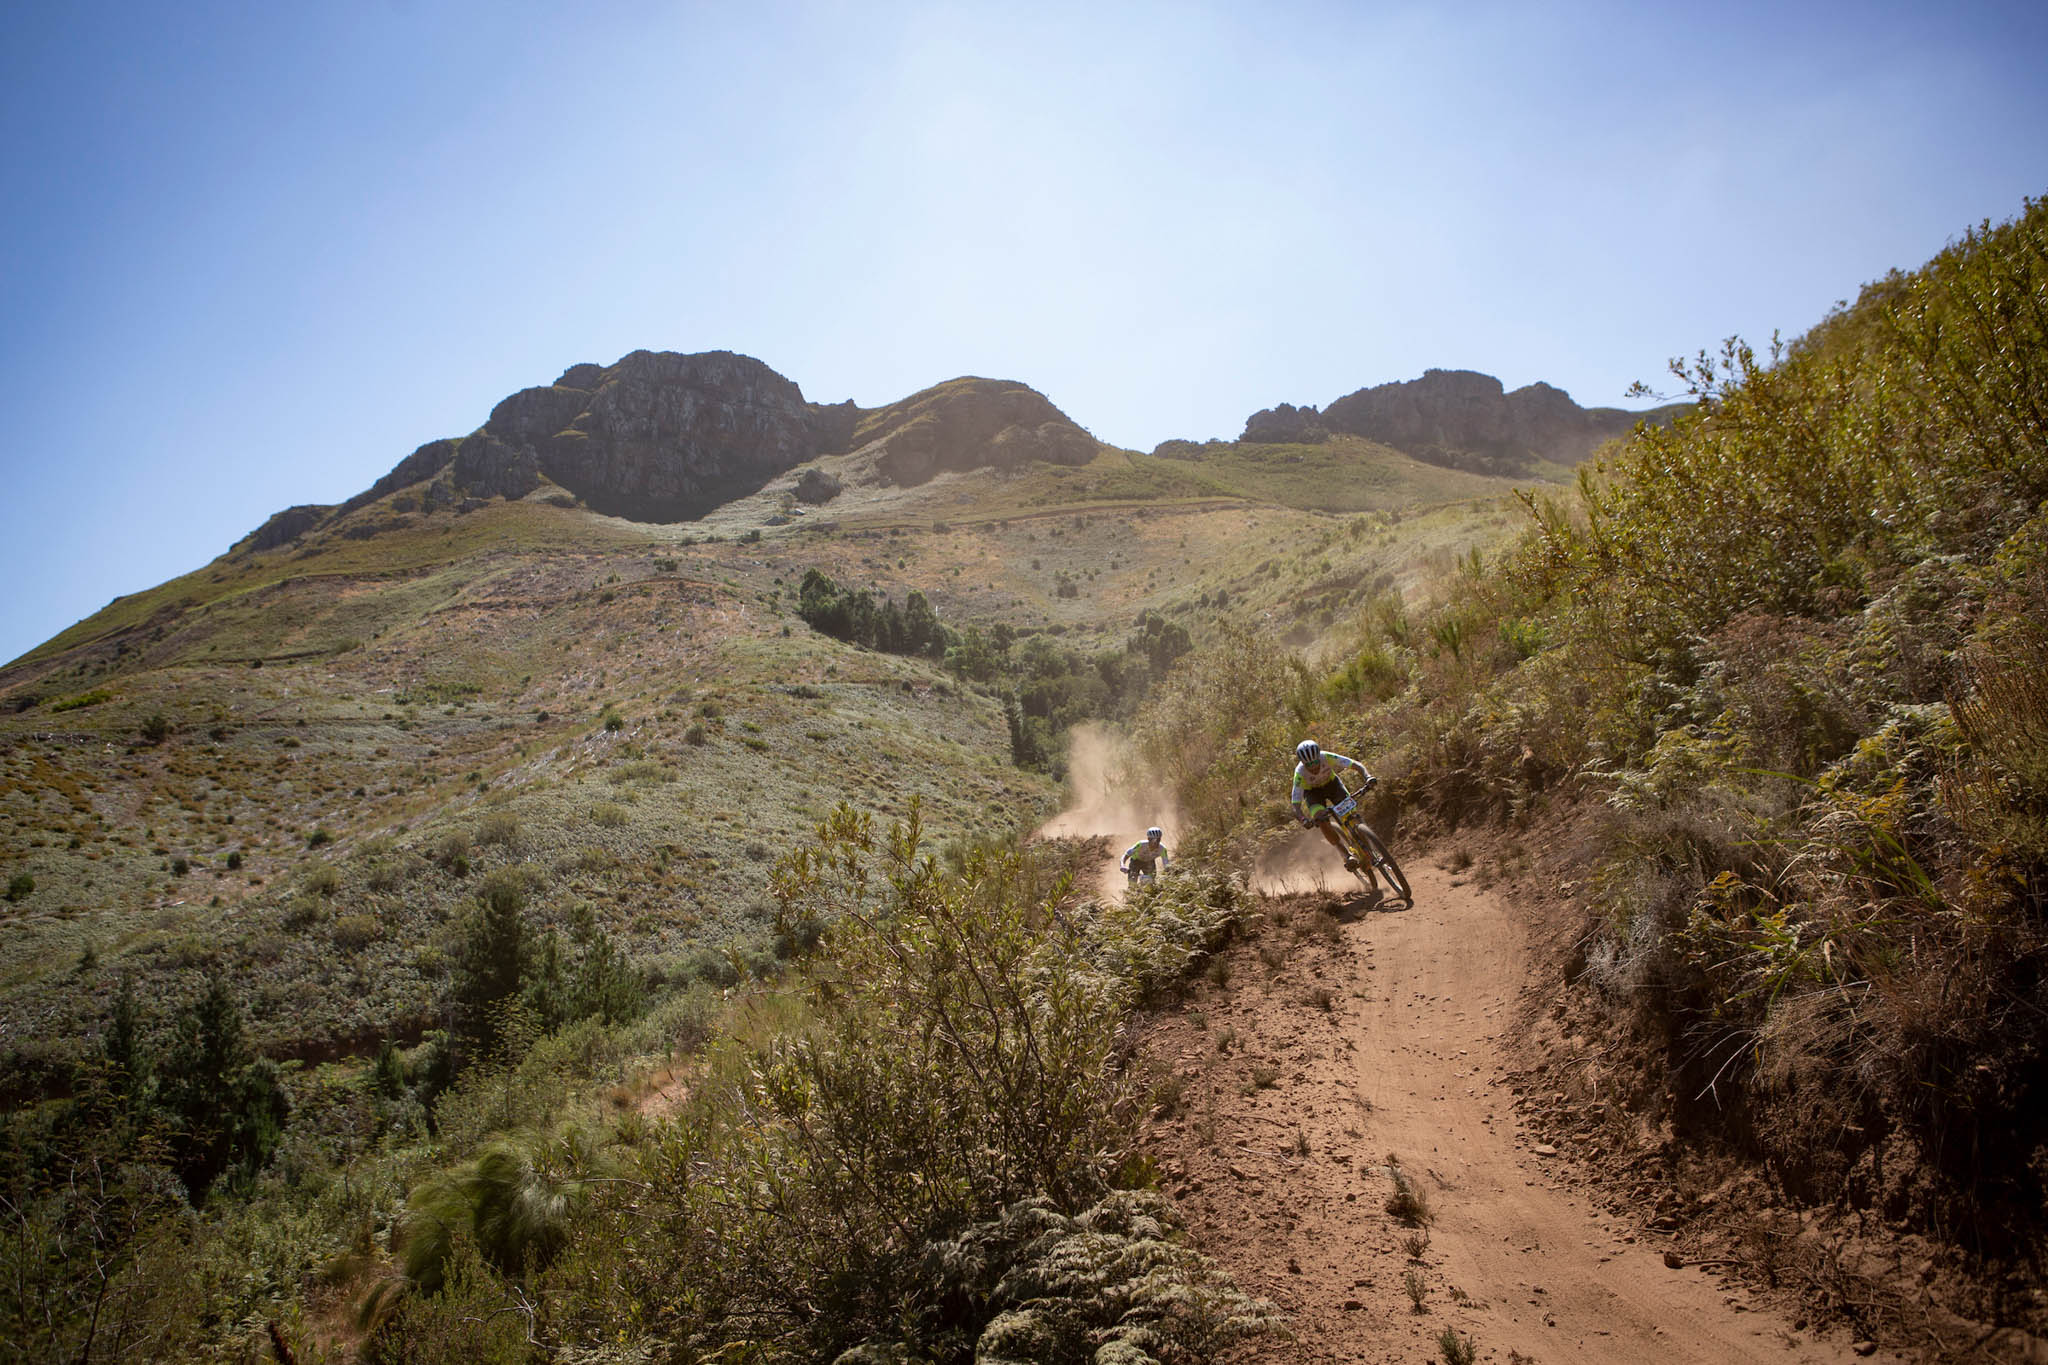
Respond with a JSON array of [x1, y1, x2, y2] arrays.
[[237, 504, 332, 553], [451, 432, 540, 501], [793, 467, 844, 505], [1318, 370, 1642, 474], [479, 350, 845, 520], [1152, 438, 1226, 460], [334, 439, 458, 519], [1239, 402, 1330, 444], [851, 378, 1098, 486], [247, 353, 1100, 546]]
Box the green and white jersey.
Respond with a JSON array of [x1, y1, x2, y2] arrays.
[[1122, 838, 1168, 871]]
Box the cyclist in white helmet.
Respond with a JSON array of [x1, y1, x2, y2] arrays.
[[1120, 827, 1169, 884], [1290, 740, 1376, 872]]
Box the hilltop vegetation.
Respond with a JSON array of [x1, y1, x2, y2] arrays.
[[1138, 196, 2048, 1324]]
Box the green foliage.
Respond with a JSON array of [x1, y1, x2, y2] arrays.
[[523, 924, 648, 1032], [4, 872, 30, 902], [49, 687, 113, 711], [365, 1234, 531, 1364], [545, 804, 1267, 1360], [841, 1192, 1277, 1363], [796, 568, 950, 658], [158, 979, 291, 1200], [454, 870, 532, 1046], [399, 1131, 598, 1294]]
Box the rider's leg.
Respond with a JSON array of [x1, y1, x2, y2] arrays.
[[1313, 818, 1361, 871]]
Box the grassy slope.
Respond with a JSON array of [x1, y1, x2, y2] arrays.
[[0, 437, 1535, 1062]]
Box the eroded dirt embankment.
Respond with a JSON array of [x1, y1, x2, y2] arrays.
[[1135, 856, 1894, 1364]]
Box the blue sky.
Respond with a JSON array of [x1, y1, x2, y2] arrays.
[[2, 0, 2044, 664]]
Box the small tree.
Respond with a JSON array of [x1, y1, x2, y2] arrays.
[[158, 980, 289, 1200], [453, 871, 530, 1048]]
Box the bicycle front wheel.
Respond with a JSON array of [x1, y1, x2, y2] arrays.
[[1356, 825, 1412, 904]]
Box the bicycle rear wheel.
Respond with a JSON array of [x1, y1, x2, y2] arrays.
[[1355, 825, 1412, 904]]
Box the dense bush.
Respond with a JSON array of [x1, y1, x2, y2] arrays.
[[362, 806, 1267, 1361], [796, 568, 948, 657]]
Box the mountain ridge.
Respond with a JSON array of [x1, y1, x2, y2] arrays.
[[227, 352, 1651, 565]]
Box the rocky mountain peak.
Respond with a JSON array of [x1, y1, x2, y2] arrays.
[[847, 377, 1098, 486], [1315, 369, 1642, 474]]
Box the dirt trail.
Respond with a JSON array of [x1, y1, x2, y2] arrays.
[[1143, 856, 1897, 1363]]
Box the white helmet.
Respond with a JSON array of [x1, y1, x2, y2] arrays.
[[1296, 740, 1321, 765], [1146, 826, 1163, 840]]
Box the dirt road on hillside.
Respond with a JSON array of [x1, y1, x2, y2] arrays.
[[1140, 858, 1899, 1364]]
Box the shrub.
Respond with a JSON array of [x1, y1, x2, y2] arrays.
[[397, 1134, 591, 1294], [1385, 1166, 1433, 1227], [5, 872, 33, 902], [333, 913, 384, 951], [139, 713, 170, 744], [474, 812, 519, 847], [225, 851, 243, 871], [50, 688, 112, 712], [606, 803, 1265, 1359], [306, 828, 333, 849], [452, 871, 530, 1044], [589, 802, 629, 829], [159, 980, 291, 1200]]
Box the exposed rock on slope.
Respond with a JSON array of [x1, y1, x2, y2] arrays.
[[847, 377, 1099, 486], [236, 504, 332, 553], [1238, 402, 1330, 445], [233, 353, 1102, 550], [484, 350, 853, 520], [1317, 369, 1643, 474]]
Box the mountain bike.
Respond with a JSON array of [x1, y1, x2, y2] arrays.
[[1321, 784, 1412, 904]]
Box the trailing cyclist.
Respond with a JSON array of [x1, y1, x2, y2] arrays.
[[1120, 827, 1169, 885], [1290, 740, 1377, 874]]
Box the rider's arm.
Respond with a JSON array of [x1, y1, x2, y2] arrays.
[[1290, 765, 1309, 821], [1329, 753, 1373, 785]]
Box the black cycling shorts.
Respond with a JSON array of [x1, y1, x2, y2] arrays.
[[1304, 779, 1349, 813]]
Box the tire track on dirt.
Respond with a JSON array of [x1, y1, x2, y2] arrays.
[[1143, 858, 1892, 1363]]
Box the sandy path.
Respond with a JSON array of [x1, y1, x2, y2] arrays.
[[1144, 857, 1891, 1363]]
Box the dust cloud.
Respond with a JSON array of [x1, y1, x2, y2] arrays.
[[1033, 724, 1182, 900], [1252, 828, 1352, 896]]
